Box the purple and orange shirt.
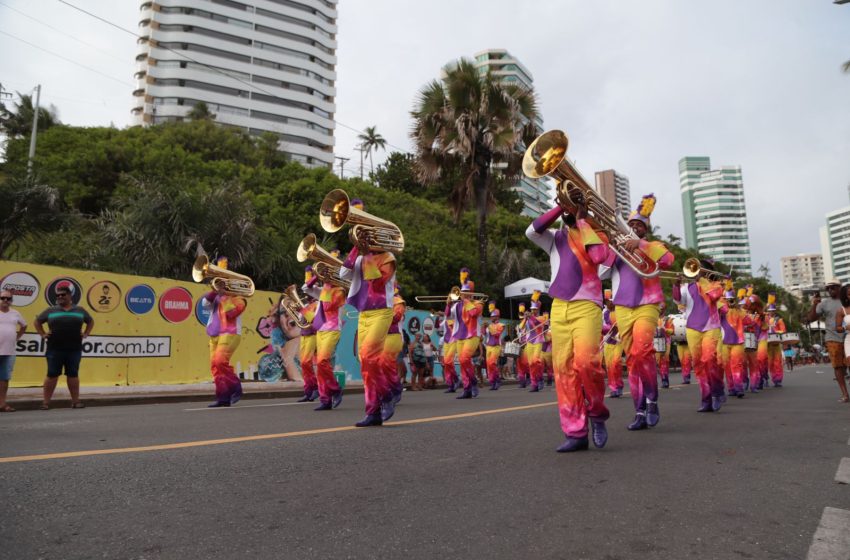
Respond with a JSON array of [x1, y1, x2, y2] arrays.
[[526, 314, 547, 345], [602, 307, 619, 345], [484, 321, 505, 347], [526, 209, 609, 306], [673, 279, 722, 332], [607, 240, 674, 307], [445, 300, 463, 342], [766, 316, 787, 337], [339, 247, 396, 312], [299, 300, 319, 337], [719, 305, 746, 345], [304, 284, 346, 332], [387, 296, 406, 335], [457, 299, 483, 341], [203, 292, 246, 337]]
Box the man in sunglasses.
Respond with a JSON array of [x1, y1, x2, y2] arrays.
[[0, 289, 27, 412], [34, 286, 94, 409]]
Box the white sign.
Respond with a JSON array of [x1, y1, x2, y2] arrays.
[[16, 333, 171, 358], [1, 271, 40, 306]]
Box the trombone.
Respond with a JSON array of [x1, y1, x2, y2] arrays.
[[296, 233, 351, 290], [415, 286, 489, 304], [319, 189, 404, 254], [192, 252, 255, 297], [658, 258, 726, 281]]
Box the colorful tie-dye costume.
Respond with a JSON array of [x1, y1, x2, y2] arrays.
[[340, 247, 397, 418], [674, 279, 724, 410], [542, 330, 554, 385], [744, 313, 761, 391], [756, 316, 769, 385], [381, 295, 407, 398], [602, 306, 624, 393], [719, 303, 747, 395], [515, 320, 530, 387], [655, 317, 674, 384], [766, 315, 787, 384], [298, 301, 319, 399], [527, 209, 610, 442], [303, 283, 345, 406], [442, 302, 460, 389], [484, 321, 505, 386], [526, 313, 548, 390], [203, 292, 247, 405], [677, 343, 692, 383], [456, 299, 483, 394], [607, 240, 673, 415]]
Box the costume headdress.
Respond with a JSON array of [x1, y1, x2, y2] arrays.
[[304, 265, 313, 284], [627, 194, 656, 227], [530, 290, 541, 310], [461, 280, 474, 293], [766, 292, 777, 312], [459, 267, 470, 285], [215, 256, 229, 270], [488, 300, 500, 317]]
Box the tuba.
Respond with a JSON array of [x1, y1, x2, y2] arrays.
[[297, 233, 351, 290], [320, 189, 404, 254], [280, 284, 309, 329], [522, 130, 659, 278], [192, 253, 255, 297]]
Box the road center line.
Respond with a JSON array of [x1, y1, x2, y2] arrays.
[[0, 401, 558, 464], [806, 507, 850, 560]]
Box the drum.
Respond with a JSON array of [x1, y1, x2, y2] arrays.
[[767, 334, 782, 344], [744, 332, 757, 351], [781, 332, 800, 344], [670, 314, 687, 343], [503, 341, 521, 358], [653, 337, 667, 353]]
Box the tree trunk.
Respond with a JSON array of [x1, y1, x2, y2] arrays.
[[474, 161, 490, 279]]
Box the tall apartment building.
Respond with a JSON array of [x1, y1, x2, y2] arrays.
[[132, 0, 337, 167], [821, 205, 850, 284], [679, 157, 752, 274], [594, 169, 631, 221], [472, 49, 550, 217], [780, 253, 825, 298]]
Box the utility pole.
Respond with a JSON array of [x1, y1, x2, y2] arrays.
[[334, 155, 350, 179], [355, 145, 367, 180], [27, 84, 41, 177]]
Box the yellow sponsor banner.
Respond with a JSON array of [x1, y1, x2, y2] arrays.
[[0, 260, 282, 387]]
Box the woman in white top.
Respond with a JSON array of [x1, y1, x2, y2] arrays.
[[836, 285, 850, 369]]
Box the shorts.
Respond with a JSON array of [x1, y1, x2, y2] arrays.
[[46, 349, 82, 378], [426, 356, 435, 368], [0, 355, 15, 381], [826, 341, 845, 369]]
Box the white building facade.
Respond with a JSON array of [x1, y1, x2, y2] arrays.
[[780, 253, 825, 298], [822, 206, 850, 284], [132, 0, 337, 167], [473, 49, 550, 217], [679, 157, 752, 274]]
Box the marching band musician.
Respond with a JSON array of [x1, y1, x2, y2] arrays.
[[673, 259, 725, 412], [542, 313, 554, 386], [338, 198, 398, 427], [655, 307, 674, 390], [602, 292, 624, 398], [484, 301, 505, 390], [755, 295, 771, 391], [380, 284, 407, 406], [526, 291, 548, 393], [765, 294, 787, 388], [606, 195, 674, 431], [515, 303, 531, 389], [296, 266, 320, 403], [202, 256, 247, 408], [743, 290, 764, 393], [301, 262, 345, 411], [718, 286, 748, 398], [440, 309, 459, 393], [526, 198, 611, 453], [455, 273, 484, 399], [675, 303, 693, 384]]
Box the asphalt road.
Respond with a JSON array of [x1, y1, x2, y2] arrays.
[[1, 364, 849, 560]]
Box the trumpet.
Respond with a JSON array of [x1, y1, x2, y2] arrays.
[[658, 258, 726, 281], [280, 284, 309, 329], [297, 233, 351, 290], [320, 189, 404, 254], [192, 253, 255, 297], [415, 286, 489, 304], [523, 130, 659, 278]]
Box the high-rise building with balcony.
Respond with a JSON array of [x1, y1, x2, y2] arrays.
[[472, 49, 550, 217], [679, 156, 752, 274], [594, 169, 631, 221], [780, 253, 825, 298], [822, 205, 850, 284], [132, 0, 337, 167]]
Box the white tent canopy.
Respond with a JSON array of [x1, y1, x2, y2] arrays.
[[504, 277, 550, 299]]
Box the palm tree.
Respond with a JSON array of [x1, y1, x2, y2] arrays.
[[186, 101, 216, 121], [357, 125, 387, 176], [0, 93, 60, 138], [411, 58, 538, 276]]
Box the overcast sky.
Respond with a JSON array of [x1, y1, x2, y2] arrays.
[[1, 0, 848, 281]]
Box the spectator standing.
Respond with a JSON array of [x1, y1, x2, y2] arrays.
[[808, 279, 848, 402], [0, 289, 26, 412], [34, 286, 94, 409], [410, 333, 426, 390], [423, 334, 435, 378], [783, 346, 794, 371]]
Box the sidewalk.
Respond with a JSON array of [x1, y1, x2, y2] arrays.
[[6, 381, 366, 411]]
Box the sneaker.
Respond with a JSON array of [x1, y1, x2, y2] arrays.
[[308, 389, 320, 402], [207, 401, 230, 408], [455, 390, 472, 400], [355, 414, 382, 427], [590, 421, 608, 448], [627, 413, 648, 431], [332, 390, 344, 409], [529, 385, 539, 393], [711, 396, 723, 412], [380, 397, 396, 422], [661, 378, 669, 389], [471, 382, 480, 398], [230, 385, 243, 405], [697, 402, 713, 412], [556, 436, 590, 453], [296, 393, 311, 403], [609, 389, 621, 398], [682, 376, 691, 384], [646, 400, 660, 427], [314, 401, 333, 411], [773, 381, 782, 388]]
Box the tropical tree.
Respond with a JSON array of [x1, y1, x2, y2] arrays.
[[186, 101, 216, 121], [357, 125, 387, 176], [410, 58, 539, 277], [0, 93, 60, 138], [0, 175, 62, 257]]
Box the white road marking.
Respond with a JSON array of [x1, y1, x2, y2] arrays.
[[183, 401, 311, 412], [806, 507, 850, 560], [835, 459, 850, 485]]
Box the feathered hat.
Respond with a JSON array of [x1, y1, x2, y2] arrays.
[[461, 280, 475, 293], [530, 290, 542, 310], [627, 194, 656, 228], [215, 256, 229, 270], [304, 265, 313, 284], [723, 278, 735, 300], [350, 198, 364, 210], [518, 302, 526, 314], [736, 288, 747, 306], [488, 300, 500, 317], [766, 293, 777, 312], [459, 267, 470, 285]]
